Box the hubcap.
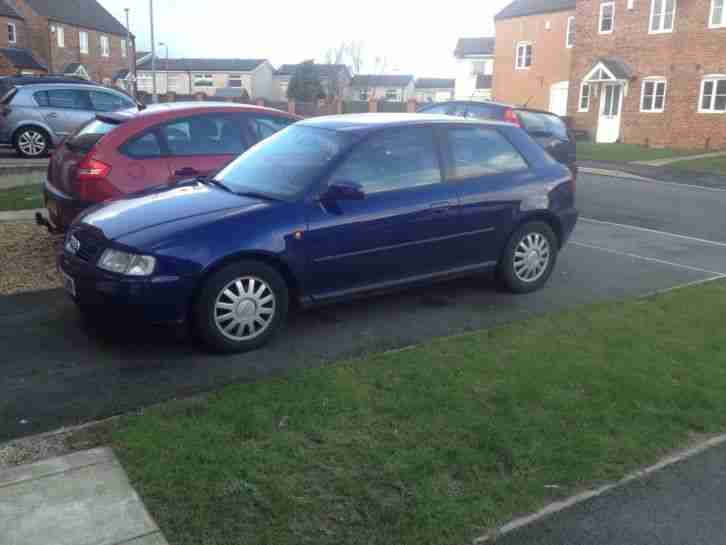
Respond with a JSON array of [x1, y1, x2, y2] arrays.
[[18, 131, 46, 156], [513, 232, 551, 283], [213, 276, 276, 342]]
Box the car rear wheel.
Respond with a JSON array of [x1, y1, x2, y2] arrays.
[[498, 221, 558, 294], [194, 261, 289, 353], [14, 127, 50, 158]]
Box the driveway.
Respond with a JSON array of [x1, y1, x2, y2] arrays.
[[2, 171, 726, 441]]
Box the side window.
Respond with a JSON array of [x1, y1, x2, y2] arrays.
[[121, 132, 162, 158], [162, 115, 245, 156], [89, 91, 133, 112], [248, 116, 295, 142], [46, 89, 91, 110], [516, 111, 569, 140], [420, 103, 454, 115], [332, 128, 441, 194], [464, 103, 499, 120], [448, 128, 528, 180], [34, 91, 49, 107]]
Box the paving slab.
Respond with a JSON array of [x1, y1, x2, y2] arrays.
[[0, 208, 43, 223], [0, 447, 167, 545]]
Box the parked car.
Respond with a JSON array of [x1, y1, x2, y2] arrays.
[[39, 102, 301, 233], [0, 83, 137, 158], [417, 100, 577, 178], [59, 114, 578, 353], [0, 75, 96, 98]]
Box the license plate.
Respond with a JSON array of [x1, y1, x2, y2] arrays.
[[61, 270, 76, 297]]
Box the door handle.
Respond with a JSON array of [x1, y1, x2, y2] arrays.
[[45, 113, 58, 119], [174, 167, 199, 177]]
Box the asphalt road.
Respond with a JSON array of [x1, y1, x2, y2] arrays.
[[2, 172, 726, 442]]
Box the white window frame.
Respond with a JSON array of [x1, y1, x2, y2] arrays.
[[578, 83, 591, 112], [649, 0, 676, 34], [7, 22, 16, 44], [599, 2, 615, 34], [698, 75, 726, 113], [79, 31, 88, 54], [100, 35, 110, 57], [566, 16, 575, 48], [193, 73, 214, 87], [56, 25, 64, 48], [515, 41, 533, 70], [640, 78, 667, 112], [121, 38, 127, 58], [709, 0, 726, 28]]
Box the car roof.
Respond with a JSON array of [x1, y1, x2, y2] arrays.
[[98, 101, 300, 124], [16, 83, 124, 92], [299, 113, 510, 132], [420, 100, 513, 109]]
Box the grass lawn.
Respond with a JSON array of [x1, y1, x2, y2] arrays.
[[576, 142, 688, 162], [667, 156, 726, 176], [98, 280, 726, 545], [0, 184, 42, 211]]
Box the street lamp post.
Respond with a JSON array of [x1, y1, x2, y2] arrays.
[[159, 42, 169, 95], [124, 8, 135, 99], [149, 0, 157, 103]]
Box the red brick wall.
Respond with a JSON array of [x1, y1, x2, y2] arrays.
[[570, 0, 726, 150], [4, 0, 50, 69], [0, 16, 27, 48], [493, 10, 575, 110]]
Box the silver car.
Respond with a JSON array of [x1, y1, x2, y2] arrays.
[[0, 83, 137, 158]]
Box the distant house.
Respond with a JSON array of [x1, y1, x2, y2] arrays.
[[350, 74, 415, 102], [274, 63, 352, 101], [415, 78, 455, 103], [135, 57, 274, 99], [454, 37, 495, 100]]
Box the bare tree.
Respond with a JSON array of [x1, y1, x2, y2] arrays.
[[346, 40, 365, 75]]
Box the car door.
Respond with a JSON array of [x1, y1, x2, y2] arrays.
[[116, 129, 172, 193], [163, 113, 249, 182], [47, 88, 95, 138], [304, 126, 461, 299], [443, 125, 535, 264]]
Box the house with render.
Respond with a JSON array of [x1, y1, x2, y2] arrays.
[[0, 0, 133, 84], [453, 37, 495, 100], [273, 63, 352, 101], [415, 78, 455, 102], [350, 74, 416, 102]]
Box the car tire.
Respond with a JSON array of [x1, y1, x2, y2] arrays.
[[194, 261, 289, 354], [14, 126, 50, 158], [498, 221, 558, 294]]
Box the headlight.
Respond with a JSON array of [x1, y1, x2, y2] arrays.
[[98, 249, 156, 276]]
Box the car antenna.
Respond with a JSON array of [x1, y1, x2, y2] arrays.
[[523, 96, 534, 107]]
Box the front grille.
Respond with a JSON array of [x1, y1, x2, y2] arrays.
[[72, 228, 105, 262]]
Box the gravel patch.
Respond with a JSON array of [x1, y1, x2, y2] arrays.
[[0, 222, 62, 295]]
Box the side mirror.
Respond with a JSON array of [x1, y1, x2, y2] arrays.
[[322, 180, 365, 202]]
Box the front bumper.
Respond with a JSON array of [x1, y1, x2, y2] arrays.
[[43, 180, 93, 233], [59, 252, 197, 324]]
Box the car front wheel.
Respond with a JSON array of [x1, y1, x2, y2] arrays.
[[498, 221, 558, 294], [194, 261, 289, 353], [14, 127, 50, 158]]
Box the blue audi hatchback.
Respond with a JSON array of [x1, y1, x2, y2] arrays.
[[59, 114, 578, 353]]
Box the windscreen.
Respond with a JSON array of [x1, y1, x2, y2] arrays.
[[65, 118, 120, 153]]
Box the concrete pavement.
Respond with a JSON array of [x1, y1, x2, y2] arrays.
[[0, 447, 167, 545], [633, 150, 726, 167]]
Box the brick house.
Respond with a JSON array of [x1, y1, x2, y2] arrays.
[[570, 0, 726, 149], [0, 0, 134, 85], [493, 0, 576, 115], [453, 37, 495, 100]]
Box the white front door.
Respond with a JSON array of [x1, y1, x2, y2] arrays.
[[596, 83, 623, 143], [549, 81, 569, 116]]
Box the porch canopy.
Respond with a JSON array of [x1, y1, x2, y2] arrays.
[[583, 58, 634, 84]]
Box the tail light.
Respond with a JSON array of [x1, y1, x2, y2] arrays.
[[72, 153, 118, 202], [503, 108, 522, 127]]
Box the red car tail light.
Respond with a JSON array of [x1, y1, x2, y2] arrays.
[[503, 108, 522, 127], [72, 155, 118, 202]]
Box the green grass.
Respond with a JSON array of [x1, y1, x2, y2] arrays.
[[108, 281, 726, 545], [0, 184, 42, 211], [667, 156, 726, 176], [576, 142, 688, 162]]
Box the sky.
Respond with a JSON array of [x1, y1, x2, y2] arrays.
[[98, 0, 511, 77]]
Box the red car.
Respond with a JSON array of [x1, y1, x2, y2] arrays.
[[38, 102, 300, 233]]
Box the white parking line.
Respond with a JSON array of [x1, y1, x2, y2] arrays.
[[580, 217, 726, 249], [570, 241, 726, 276], [581, 169, 726, 193], [645, 275, 726, 296]]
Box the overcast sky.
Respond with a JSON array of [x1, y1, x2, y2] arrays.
[[98, 0, 510, 77]]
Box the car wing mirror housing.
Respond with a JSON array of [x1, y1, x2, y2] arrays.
[[322, 180, 366, 202]]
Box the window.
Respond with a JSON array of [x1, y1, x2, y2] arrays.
[[34, 89, 91, 110], [121, 132, 162, 158], [602, 85, 622, 116], [228, 75, 242, 88], [333, 128, 441, 194], [640, 79, 667, 112], [516, 111, 569, 140], [384, 89, 400, 101], [79, 31, 88, 54], [162, 115, 247, 156], [471, 61, 486, 75], [100, 35, 110, 57], [89, 91, 134, 112], [121, 39, 127, 58], [247, 116, 294, 142], [515, 42, 533, 69], [650, 0, 676, 33], [448, 128, 528, 180], [599, 2, 615, 33], [359, 89, 369, 100], [56, 25, 64, 47], [566, 16, 575, 47], [699, 76, 726, 113], [579, 83, 591, 112], [710, 0, 726, 27], [194, 74, 214, 87], [7, 22, 15, 44], [419, 103, 455, 115], [464, 103, 500, 120]]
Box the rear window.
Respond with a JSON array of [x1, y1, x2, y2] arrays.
[[464, 103, 501, 120], [516, 111, 569, 140], [66, 119, 119, 153], [448, 127, 528, 179]]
